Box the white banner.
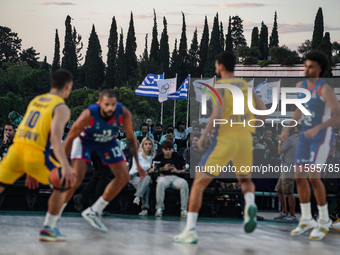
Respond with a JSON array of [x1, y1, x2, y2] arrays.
[[255, 80, 281, 104], [193, 78, 215, 102], [157, 78, 177, 102]]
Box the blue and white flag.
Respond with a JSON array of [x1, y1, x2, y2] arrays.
[[255, 80, 280, 104], [168, 76, 189, 100], [135, 74, 164, 97]]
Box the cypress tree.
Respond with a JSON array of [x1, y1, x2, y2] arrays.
[[115, 29, 126, 87], [150, 9, 159, 62], [159, 17, 169, 74], [188, 28, 199, 77], [52, 29, 60, 72], [170, 39, 180, 77], [259, 22, 269, 60], [225, 16, 233, 52], [73, 27, 83, 65], [251, 27, 259, 48], [199, 16, 209, 75], [231, 15, 246, 51], [219, 22, 224, 52], [178, 12, 188, 82], [204, 13, 220, 77], [41, 56, 49, 71], [140, 34, 149, 78], [84, 25, 105, 89], [320, 32, 332, 77], [269, 11, 279, 48], [106, 16, 118, 87], [125, 12, 137, 79], [311, 7, 324, 50], [61, 15, 77, 78]]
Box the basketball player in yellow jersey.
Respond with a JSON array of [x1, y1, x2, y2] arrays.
[[174, 51, 267, 243], [0, 69, 77, 242]]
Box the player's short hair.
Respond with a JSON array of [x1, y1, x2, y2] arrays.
[[51, 69, 73, 90], [98, 86, 111, 94], [161, 139, 174, 149], [215, 51, 236, 73], [305, 50, 330, 77], [100, 89, 117, 99]]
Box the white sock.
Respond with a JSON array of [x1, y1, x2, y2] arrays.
[[185, 212, 198, 232], [300, 202, 312, 221], [317, 204, 329, 223], [58, 203, 67, 219], [244, 192, 255, 206], [43, 213, 59, 229], [91, 196, 109, 214]]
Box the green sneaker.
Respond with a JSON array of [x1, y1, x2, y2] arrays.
[[173, 229, 198, 244], [244, 204, 257, 233]]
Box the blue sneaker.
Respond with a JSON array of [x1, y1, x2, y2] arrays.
[[54, 227, 67, 242], [39, 227, 66, 242]]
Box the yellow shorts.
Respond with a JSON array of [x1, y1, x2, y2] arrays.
[[200, 131, 253, 176], [0, 143, 58, 185]]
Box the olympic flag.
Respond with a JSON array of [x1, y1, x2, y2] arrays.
[[156, 77, 177, 102]]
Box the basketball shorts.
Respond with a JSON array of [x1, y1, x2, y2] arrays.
[[70, 137, 126, 165], [200, 130, 253, 176], [0, 143, 58, 185]]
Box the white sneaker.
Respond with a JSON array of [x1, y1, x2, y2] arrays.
[[155, 208, 163, 217], [81, 207, 108, 233], [181, 210, 188, 218], [173, 228, 198, 244], [332, 219, 340, 231], [138, 209, 148, 216], [291, 218, 317, 236], [133, 196, 140, 205], [309, 219, 332, 240]]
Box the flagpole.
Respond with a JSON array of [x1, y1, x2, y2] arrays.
[[173, 73, 177, 127], [160, 72, 165, 125], [199, 74, 202, 120], [186, 74, 190, 129]]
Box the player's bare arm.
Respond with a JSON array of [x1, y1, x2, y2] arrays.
[[122, 106, 146, 179], [64, 108, 91, 157], [51, 104, 76, 187], [303, 83, 340, 139]]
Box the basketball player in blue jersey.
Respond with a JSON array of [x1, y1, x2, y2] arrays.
[[280, 51, 340, 240], [62, 89, 146, 232]]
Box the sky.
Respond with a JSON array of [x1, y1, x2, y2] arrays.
[[1, 0, 340, 65]]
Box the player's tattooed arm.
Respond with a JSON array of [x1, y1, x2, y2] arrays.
[[64, 108, 91, 157]]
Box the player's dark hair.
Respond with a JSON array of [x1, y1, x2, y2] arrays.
[[51, 69, 73, 90], [215, 51, 236, 73], [161, 139, 174, 149], [98, 86, 111, 94], [305, 50, 330, 77], [100, 89, 117, 99], [156, 124, 163, 128]]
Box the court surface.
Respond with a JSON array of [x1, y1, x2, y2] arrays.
[[0, 212, 339, 255]]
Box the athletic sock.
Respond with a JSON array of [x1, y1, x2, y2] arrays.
[[244, 192, 255, 206], [317, 203, 329, 223], [300, 202, 312, 221], [185, 212, 198, 232], [58, 203, 67, 219], [43, 212, 59, 229], [91, 196, 109, 214]]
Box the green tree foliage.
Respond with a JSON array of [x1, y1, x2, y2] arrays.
[[0, 26, 22, 68], [269, 11, 279, 48], [169, 39, 180, 77], [115, 29, 126, 87], [0, 92, 25, 126], [188, 29, 199, 77], [125, 12, 138, 83], [139, 34, 150, 78], [84, 25, 105, 90], [158, 17, 169, 74], [251, 27, 259, 48], [297, 39, 312, 57], [150, 9, 159, 63], [61, 16, 78, 79], [20, 47, 40, 69], [231, 15, 247, 51], [204, 13, 220, 77], [106, 16, 118, 88], [41, 56, 49, 71], [73, 27, 83, 66], [219, 22, 224, 52], [259, 22, 269, 60], [319, 32, 332, 77], [225, 16, 233, 52], [52, 29, 60, 73], [311, 7, 324, 50], [269, 46, 301, 66], [236, 46, 261, 65], [178, 12, 188, 83], [66, 88, 97, 119], [199, 16, 209, 76]]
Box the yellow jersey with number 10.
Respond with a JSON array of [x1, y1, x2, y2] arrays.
[[14, 93, 65, 152]]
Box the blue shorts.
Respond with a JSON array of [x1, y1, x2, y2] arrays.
[[70, 137, 126, 165], [295, 126, 334, 167]]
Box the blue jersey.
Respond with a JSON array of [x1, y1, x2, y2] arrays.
[[298, 78, 331, 129], [80, 103, 123, 142]]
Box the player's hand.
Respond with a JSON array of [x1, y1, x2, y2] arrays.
[[25, 175, 39, 190], [198, 135, 208, 151], [303, 126, 320, 139], [137, 165, 146, 179], [163, 164, 172, 171], [279, 129, 289, 142], [60, 164, 77, 188]]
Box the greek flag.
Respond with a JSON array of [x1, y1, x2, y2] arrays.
[[255, 80, 280, 104], [168, 76, 189, 100], [135, 74, 164, 97]]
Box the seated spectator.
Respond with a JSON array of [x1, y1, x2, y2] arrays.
[[263, 139, 278, 159], [185, 119, 199, 134], [118, 124, 126, 140], [154, 124, 164, 147], [183, 134, 205, 166], [129, 137, 155, 216], [159, 127, 175, 144], [146, 118, 156, 135], [135, 123, 154, 143], [261, 128, 273, 142], [8, 111, 23, 128], [152, 140, 188, 218], [174, 120, 187, 140], [0, 123, 15, 160], [253, 133, 265, 149], [273, 132, 281, 148], [192, 125, 201, 135]]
